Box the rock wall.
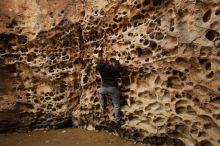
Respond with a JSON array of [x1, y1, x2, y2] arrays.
[[0, 0, 220, 145]]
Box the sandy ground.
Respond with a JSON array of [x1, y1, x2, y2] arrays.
[[0, 128, 143, 146]]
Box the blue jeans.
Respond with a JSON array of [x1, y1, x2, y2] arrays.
[[99, 86, 121, 122]]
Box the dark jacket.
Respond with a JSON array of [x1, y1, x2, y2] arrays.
[[96, 60, 121, 87]]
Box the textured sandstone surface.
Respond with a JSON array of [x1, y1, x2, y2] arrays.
[[0, 0, 220, 145]]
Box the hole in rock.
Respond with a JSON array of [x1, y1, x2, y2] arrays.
[[143, 39, 149, 45], [198, 58, 207, 65], [155, 32, 164, 40], [170, 27, 174, 31], [142, 0, 151, 6], [211, 96, 220, 104], [81, 11, 85, 16], [176, 100, 187, 106], [106, 28, 114, 35], [205, 29, 219, 41], [176, 57, 188, 64], [215, 9, 220, 15], [187, 106, 196, 115], [214, 38, 220, 48], [17, 35, 27, 44], [153, 117, 164, 123], [165, 70, 171, 74], [206, 71, 214, 79], [133, 14, 145, 20], [190, 125, 198, 134], [122, 27, 127, 32], [204, 123, 216, 129], [175, 106, 186, 114], [203, 9, 212, 22], [136, 4, 142, 9], [136, 47, 142, 56], [17, 96, 22, 100], [128, 32, 133, 36], [175, 124, 188, 133], [213, 114, 220, 120], [167, 76, 181, 88], [127, 56, 131, 60], [134, 21, 142, 27], [45, 97, 51, 100], [164, 1, 171, 6], [145, 49, 152, 55], [8, 19, 18, 28], [198, 131, 206, 137], [152, 0, 163, 6], [205, 62, 211, 70], [145, 58, 149, 62], [112, 24, 118, 29], [199, 115, 213, 122], [149, 33, 155, 39], [129, 97, 136, 105], [134, 110, 144, 115], [140, 10, 147, 15], [149, 41, 157, 50], [172, 70, 179, 76], [175, 94, 181, 98], [184, 120, 191, 125], [131, 132, 142, 141], [130, 44, 135, 48], [198, 140, 213, 146], [49, 12, 53, 18], [156, 19, 161, 26], [34, 99, 40, 103]]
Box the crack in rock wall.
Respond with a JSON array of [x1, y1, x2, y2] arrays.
[[0, 0, 220, 145]]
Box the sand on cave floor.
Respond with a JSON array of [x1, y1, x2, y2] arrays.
[[0, 128, 144, 146]]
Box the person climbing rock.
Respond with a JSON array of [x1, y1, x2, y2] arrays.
[[96, 55, 125, 126]]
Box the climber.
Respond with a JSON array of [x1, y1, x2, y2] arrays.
[[96, 55, 125, 126]]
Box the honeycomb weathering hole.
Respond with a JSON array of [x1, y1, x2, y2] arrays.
[[203, 9, 212, 22], [215, 8, 220, 15], [205, 29, 219, 41]]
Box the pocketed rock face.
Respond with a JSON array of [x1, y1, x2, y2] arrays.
[[0, 0, 220, 145]]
